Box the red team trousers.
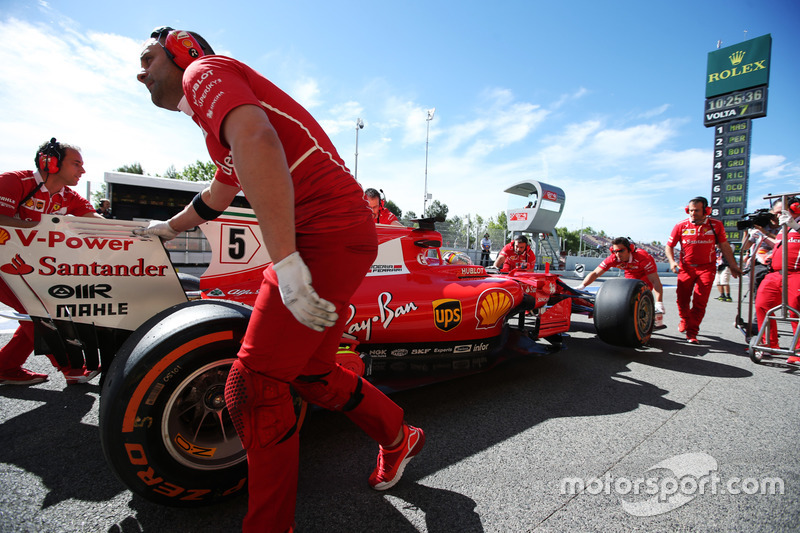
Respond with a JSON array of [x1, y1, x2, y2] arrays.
[[675, 263, 716, 337], [225, 220, 404, 533], [0, 279, 35, 372], [755, 271, 800, 348]]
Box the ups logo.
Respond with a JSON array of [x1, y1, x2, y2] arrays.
[[433, 299, 462, 332]]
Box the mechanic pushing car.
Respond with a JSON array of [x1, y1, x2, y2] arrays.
[[0, 138, 104, 386], [136, 27, 423, 533], [576, 237, 666, 318], [494, 234, 536, 271]]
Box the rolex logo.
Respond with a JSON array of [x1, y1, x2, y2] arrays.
[[729, 50, 746, 66]]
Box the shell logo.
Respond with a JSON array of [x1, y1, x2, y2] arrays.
[[0, 228, 9, 245], [475, 288, 513, 329]]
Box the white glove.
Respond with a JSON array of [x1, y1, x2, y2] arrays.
[[273, 252, 338, 332], [655, 302, 665, 314], [133, 220, 180, 241], [576, 284, 586, 291], [779, 210, 800, 231]]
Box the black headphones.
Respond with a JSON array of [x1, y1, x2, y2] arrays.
[[36, 137, 64, 175]]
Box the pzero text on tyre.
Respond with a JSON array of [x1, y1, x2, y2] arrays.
[[99, 300, 252, 507], [593, 278, 654, 347]]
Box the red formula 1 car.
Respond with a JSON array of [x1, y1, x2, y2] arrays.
[[0, 210, 654, 506]]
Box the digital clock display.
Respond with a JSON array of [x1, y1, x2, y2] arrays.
[[704, 86, 768, 127]]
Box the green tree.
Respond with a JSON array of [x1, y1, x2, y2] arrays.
[[425, 199, 449, 220], [385, 199, 402, 219], [179, 160, 217, 182], [163, 165, 179, 180], [91, 184, 108, 209], [405, 210, 417, 220], [116, 162, 144, 174]]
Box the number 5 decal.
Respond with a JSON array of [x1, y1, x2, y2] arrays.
[[219, 224, 262, 264]]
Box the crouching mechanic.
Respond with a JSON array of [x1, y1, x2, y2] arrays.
[[494, 235, 535, 272], [576, 237, 666, 316], [754, 201, 800, 364], [136, 27, 423, 533]]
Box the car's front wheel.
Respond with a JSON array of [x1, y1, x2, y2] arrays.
[[593, 278, 654, 347]]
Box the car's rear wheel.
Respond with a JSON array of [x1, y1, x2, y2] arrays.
[[593, 279, 654, 347], [99, 300, 253, 506]]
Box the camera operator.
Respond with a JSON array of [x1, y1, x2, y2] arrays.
[[754, 198, 800, 364], [740, 201, 782, 293]]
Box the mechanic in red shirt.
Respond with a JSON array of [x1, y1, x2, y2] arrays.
[[494, 234, 536, 272], [665, 196, 741, 343], [364, 187, 403, 226], [576, 237, 666, 314], [136, 28, 423, 532], [754, 199, 800, 363], [0, 138, 104, 385]]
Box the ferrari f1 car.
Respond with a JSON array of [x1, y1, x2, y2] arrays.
[[0, 210, 654, 506]]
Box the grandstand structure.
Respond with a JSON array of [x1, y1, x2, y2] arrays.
[[580, 234, 667, 262]]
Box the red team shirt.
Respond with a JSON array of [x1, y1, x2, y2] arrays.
[[498, 242, 536, 271], [667, 218, 728, 266], [177, 56, 369, 233], [770, 227, 800, 272], [597, 247, 658, 288], [376, 209, 399, 225], [0, 170, 95, 222]]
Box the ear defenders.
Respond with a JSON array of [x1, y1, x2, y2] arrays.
[[151, 27, 204, 70], [609, 242, 635, 253], [36, 137, 63, 175], [787, 197, 800, 216], [685, 196, 712, 216]]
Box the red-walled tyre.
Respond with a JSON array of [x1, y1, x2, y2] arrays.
[[593, 279, 654, 347], [99, 300, 253, 507]]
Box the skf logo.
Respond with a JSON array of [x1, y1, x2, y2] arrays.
[[475, 289, 513, 329], [433, 299, 462, 332], [0, 228, 9, 245]]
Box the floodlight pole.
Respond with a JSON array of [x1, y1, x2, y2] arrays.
[[354, 118, 364, 181], [423, 108, 435, 216]]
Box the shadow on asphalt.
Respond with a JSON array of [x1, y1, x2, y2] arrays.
[[0, 320, 759, 532]]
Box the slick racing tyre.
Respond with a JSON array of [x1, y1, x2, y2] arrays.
[[99, 300, 252, 507], [593, 278, 654, 347]]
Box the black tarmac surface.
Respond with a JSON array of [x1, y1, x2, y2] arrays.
[[1, 278, 798, 532]]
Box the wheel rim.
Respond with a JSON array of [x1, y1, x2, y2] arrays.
[[636, 293, 654, 337], [161, 358, 246, 470]]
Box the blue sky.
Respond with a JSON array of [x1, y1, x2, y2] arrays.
[[0, 0, 797, 243]]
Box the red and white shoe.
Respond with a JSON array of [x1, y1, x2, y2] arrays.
[[369, 424, 425, 491], [63, 367, 100, 385], [0, 367, 48, 385], [787, 355, 800, 365]]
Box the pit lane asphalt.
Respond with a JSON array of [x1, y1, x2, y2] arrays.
[[1, 277, 798, 533]]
